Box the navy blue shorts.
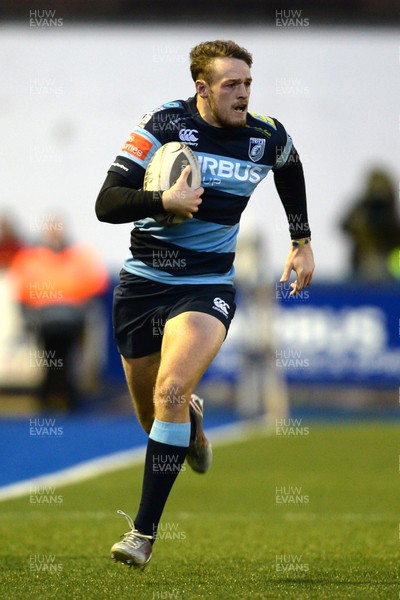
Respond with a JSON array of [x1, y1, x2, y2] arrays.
[[113, 270, 236, 358]]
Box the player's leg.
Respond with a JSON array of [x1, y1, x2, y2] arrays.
[[133, 311, 225, 536], [120, 352, 160, 434], [157, 309, 223, 472], [154, 310, 226, 421], [121, 351, 207, 465], [111, 311, 226, 568], [112, 270, 162, 433]]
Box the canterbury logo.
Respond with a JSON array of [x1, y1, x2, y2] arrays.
[[178, 129, 199, 143], [213, 297, 230, 317]]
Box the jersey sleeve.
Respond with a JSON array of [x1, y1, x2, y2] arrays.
[[268, 118, 311, 239], [271, 118, 296, 171], [108, 101, 185, 187]]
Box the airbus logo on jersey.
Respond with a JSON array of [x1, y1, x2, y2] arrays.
[[248, 138, 266, 162], [212, 297, 230, 318], [178, 129, 199, 145], [197, 154, 263, 185]]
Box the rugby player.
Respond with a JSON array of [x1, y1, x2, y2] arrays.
[[95, 39, 314, 570]]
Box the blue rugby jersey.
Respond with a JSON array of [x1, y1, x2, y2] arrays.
[[108, 96, 294, 285]]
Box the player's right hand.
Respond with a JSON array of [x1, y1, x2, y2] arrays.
[[162, 166, 203, 219]]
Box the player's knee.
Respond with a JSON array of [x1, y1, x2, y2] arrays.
[[154, 375, 190, 414]]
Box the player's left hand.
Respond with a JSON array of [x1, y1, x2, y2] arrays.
[[280, 241, 315, 297]]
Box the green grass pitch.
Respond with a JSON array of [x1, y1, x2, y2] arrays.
[[0, 422, 399, 599]]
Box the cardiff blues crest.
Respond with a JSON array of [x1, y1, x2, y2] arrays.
[[248, 138, 266, 162]]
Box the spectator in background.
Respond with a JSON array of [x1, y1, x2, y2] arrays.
[[8, 217, 109, 411], [0, 215, 23, 269], [233, 227, 289, 422], [341, 168, 400, 281]]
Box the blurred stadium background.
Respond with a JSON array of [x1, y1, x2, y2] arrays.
[[0, 2, 399, 483]]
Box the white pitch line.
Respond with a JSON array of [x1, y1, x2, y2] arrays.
[[0, 421, 258, 502], [0, 446, 145, 502]]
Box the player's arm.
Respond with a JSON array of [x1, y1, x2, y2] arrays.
[[96, 103, 202, 223], [95, 171, 164, 224], [96, 109, 168, 223], [272, 126, 314, 295], [96, 166, 202, 224]]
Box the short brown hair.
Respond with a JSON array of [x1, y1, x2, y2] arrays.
[[189, 40, 253, 84]]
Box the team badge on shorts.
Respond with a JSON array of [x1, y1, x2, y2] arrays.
[[248, 137, 266, 162], [212, 297, 230, 318]]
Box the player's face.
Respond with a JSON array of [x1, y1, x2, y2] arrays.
[[196, 57, 252, 128]]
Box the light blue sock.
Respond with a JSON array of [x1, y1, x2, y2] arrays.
[[149, 418, 191, 448]]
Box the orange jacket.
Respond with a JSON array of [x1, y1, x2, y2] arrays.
[[8, 244, 109, 308]]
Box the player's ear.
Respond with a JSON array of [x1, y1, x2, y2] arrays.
[[195, 80, 208, 98]]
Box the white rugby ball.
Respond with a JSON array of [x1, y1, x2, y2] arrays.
[[143, 141, 201, 226]]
